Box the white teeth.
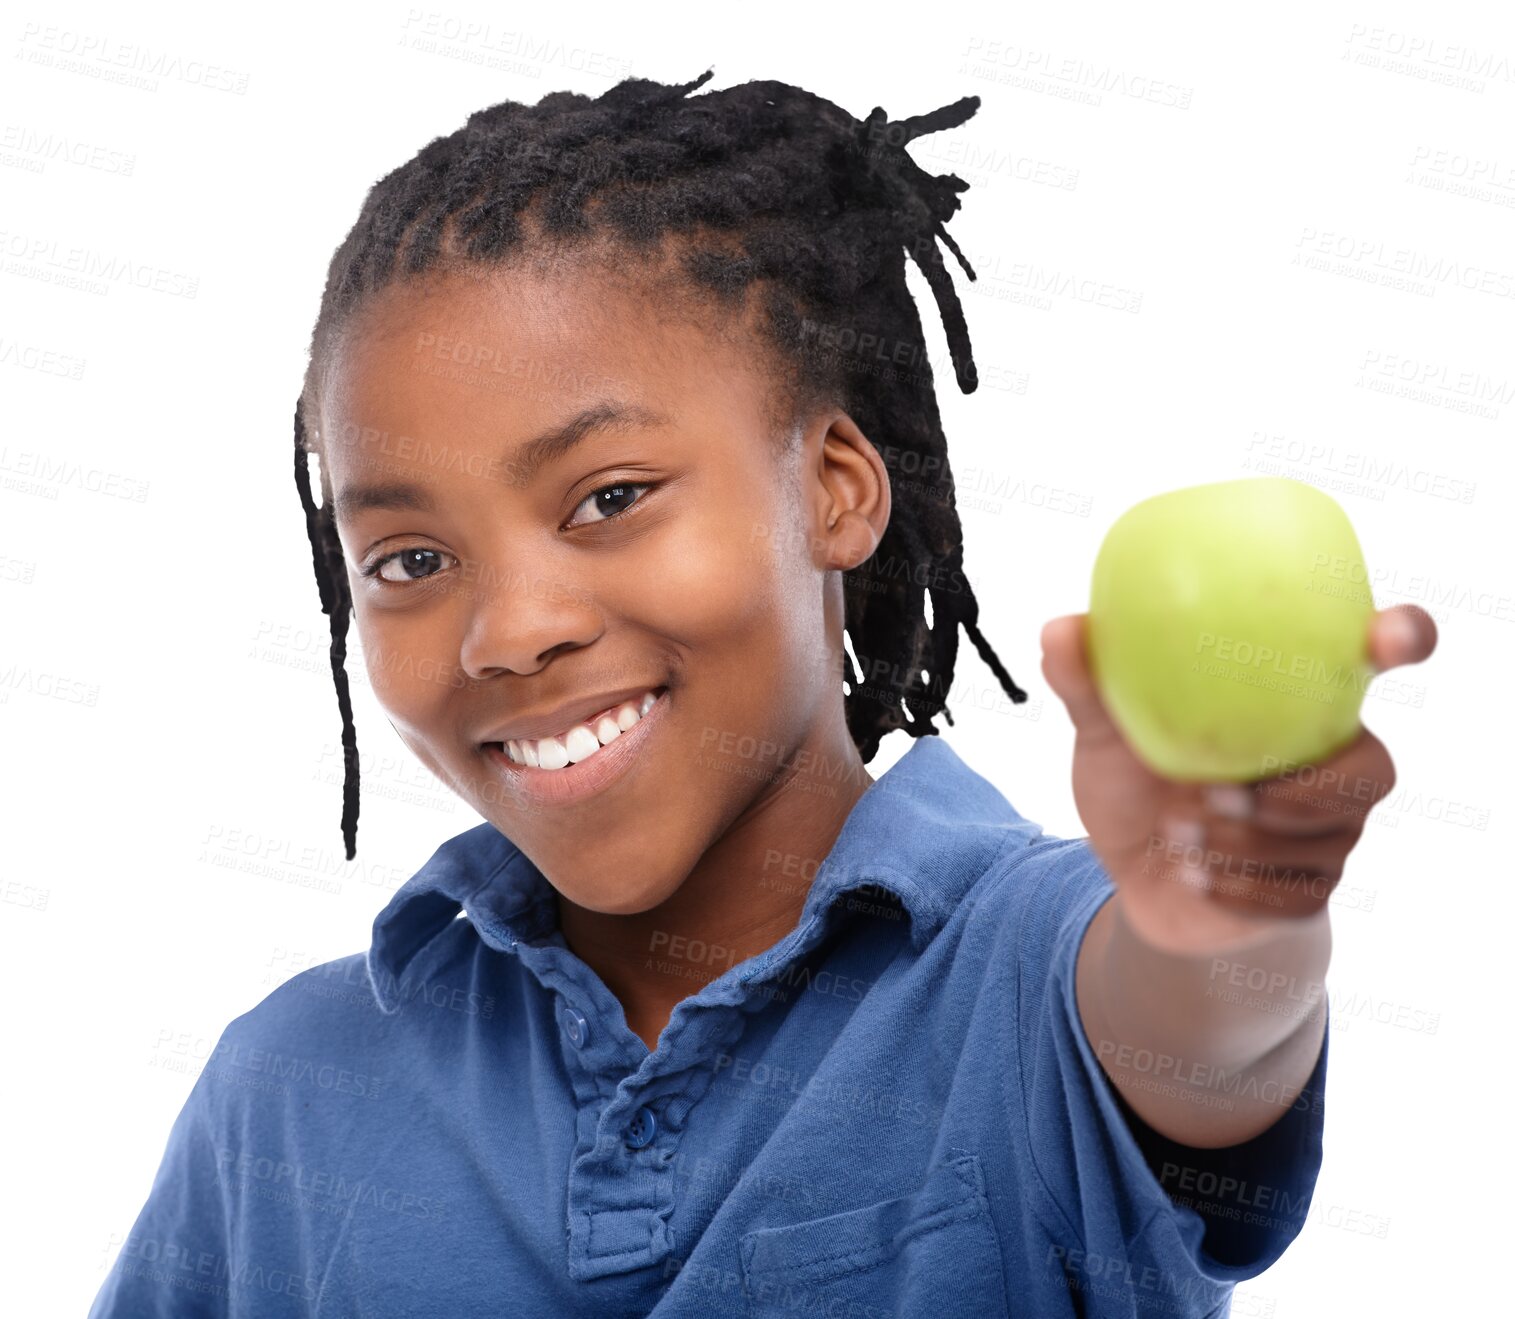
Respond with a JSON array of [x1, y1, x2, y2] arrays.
[[563, 726, 600, 763], [536, 736, 570, 770], [501, 689, 662, 769]]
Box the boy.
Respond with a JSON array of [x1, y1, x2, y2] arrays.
[[91, 71, 1437, 1316]]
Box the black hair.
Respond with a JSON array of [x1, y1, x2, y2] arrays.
[[294, 68, 1029, 861]]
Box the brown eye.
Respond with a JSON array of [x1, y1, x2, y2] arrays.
[[567, 482, 653, 528], [369, 547, 455, 584]]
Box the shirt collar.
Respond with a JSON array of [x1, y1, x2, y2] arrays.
[[365, 734, 1041, 1014]]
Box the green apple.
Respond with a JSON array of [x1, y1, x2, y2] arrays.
[[1087, 477, 1376, 782]]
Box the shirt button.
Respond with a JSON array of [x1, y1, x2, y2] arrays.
[[560, 1005, 589, 1049], [623, 1105, 657, 1149]]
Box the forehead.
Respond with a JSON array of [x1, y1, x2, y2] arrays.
[[318, 258, 772, 451]]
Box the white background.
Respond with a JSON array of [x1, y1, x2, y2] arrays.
[[3, 1, 1510, 1315]]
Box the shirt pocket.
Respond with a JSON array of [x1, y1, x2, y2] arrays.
[[737, 1152, 1011, 1319]]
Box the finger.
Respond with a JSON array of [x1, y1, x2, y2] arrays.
[[1248, 726, 1397, 835], [1368, 604, 1438, 673], [1040, 614, 1119, 741], [1152, 810, 1351, 920], [1200, 724, 1398, 835]]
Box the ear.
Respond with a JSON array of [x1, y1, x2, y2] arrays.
[[806, 411, 892, 572]]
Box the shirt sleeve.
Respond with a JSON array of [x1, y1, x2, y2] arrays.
[[1008, 836, 1329, 1315], [88, 1044, 233, 1317]]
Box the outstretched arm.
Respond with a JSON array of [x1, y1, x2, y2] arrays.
[[1042, 604, 1438, 1148]]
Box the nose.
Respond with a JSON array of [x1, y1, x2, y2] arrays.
[[457, 562, 602, 679]]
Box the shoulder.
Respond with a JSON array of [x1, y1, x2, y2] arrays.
[[196, 925, 474, 1121], [938, 827, 1116, 1063], [187, 953, 396, 1116], [910, 825, 1112, 1024], [224, 950, 381, 1037], [206, 916, 507, 1087], [963, 828, 1113, 940], [152, 927, 505, 1191]]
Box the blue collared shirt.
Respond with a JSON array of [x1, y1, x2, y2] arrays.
[[91, 734, 1326, 1317]]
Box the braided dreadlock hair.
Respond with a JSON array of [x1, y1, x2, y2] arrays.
[[294, 68, 1029, 861]]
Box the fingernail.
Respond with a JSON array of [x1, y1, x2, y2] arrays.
[[1166, 817, 1206, 848], [1204, 783, 1255, 821], [1384, 607, 1420, 658]]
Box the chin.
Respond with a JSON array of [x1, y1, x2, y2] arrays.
[[558, 873, 681, 918]]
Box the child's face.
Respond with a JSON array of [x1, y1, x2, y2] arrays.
[[317, 260, 885, 914]]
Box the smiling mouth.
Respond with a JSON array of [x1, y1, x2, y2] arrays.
[[480, 684, 669, 809], [484, 685, 668, 770]]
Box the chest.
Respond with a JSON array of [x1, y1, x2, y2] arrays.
[[252, 914, 1032, 1317]]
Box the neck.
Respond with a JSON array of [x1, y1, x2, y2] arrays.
[[556, 715, 874, 1053]]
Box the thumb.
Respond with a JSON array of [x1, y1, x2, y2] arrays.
[[1367, 603, 1439, 674], [1040, 614, 1118, 738]]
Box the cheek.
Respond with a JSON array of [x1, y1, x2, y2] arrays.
[[613, 497, 830, 745], [619, 505, 791, 648], [351, 592, 462, 729]]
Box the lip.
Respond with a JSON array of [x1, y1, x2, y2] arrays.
[[477, 685, 666, 746], [481, 687, 669, 808]]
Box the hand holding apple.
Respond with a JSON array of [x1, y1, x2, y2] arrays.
[[1040, 597, 1437, 954]]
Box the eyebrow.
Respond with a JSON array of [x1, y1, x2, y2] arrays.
[[329, 400, 669, 523]]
